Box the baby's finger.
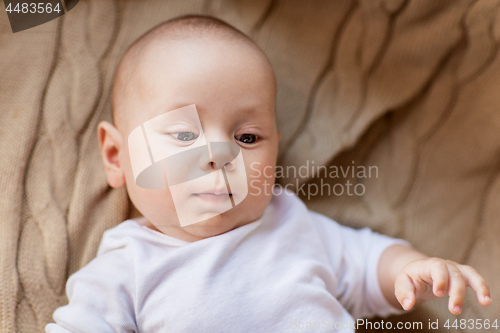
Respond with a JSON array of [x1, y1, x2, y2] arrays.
[[429, 259, 449, 297], [447, 263, 467, 315], [458, 265, 492, 306], [395, 273, 416, 311]]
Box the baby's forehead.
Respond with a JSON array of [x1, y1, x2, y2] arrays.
[[117, 35, 270, 93], [112, 20, 276, 130]]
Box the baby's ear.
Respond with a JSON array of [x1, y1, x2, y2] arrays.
[[98, 121, 126, 188]]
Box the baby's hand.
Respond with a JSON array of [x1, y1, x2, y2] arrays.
[[394, 258, 492, 315]]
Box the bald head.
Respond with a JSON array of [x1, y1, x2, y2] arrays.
[[101, 15, 280, 238], [111, 14, 275, 129]]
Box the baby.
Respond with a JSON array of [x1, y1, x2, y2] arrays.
[[46, 15, 492, 332]]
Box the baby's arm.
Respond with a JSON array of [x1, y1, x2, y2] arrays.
[[378, 244, 492, 315]]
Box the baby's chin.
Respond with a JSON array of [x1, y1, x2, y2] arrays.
[[144, 196, 268, 240], [179, 213, 247, 239]]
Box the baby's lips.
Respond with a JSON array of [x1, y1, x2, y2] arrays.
[[190, 179, 236, 195], [192, 187, 231, 196], [193, 191, 233, 196]]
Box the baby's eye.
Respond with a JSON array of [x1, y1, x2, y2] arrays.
[[170, 132, 198, 142], [235, 134, 258, 144]]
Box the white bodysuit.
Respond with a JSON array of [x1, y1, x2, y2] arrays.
[[46, 190, 411, 332]]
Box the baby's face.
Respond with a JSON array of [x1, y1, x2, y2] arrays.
[[115, 38, 279, 241]]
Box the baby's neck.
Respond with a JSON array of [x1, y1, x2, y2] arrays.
[[136, 218, 201, 242], [135, 215, 263, 243]]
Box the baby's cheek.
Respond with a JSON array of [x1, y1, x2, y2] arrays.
[[245, 159, 275, 197], [129, 185, 175, 217]]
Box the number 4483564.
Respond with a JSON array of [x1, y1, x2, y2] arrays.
[[444, 319, 498, 330], [6, 2, 62, 14]]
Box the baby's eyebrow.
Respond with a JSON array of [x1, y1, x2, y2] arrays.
[[235, 106, 275, 118], [161, 102, 198, 114]]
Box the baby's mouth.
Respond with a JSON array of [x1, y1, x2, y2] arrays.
[[192, 190, 232, 203]]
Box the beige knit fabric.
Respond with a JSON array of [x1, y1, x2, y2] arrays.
[[1, 0, 499, 332]]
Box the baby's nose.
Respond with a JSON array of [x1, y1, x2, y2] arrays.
[[207, 142, 240, 172]]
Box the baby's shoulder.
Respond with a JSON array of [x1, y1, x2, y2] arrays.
[[66, 220, 154, 288], [95, 218, 184, 267], [96, 219, 146, 256]]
